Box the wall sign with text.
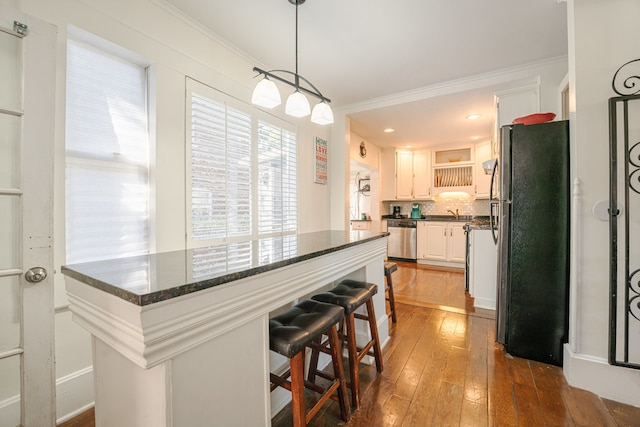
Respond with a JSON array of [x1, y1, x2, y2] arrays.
[[314, 137, 328, 184]]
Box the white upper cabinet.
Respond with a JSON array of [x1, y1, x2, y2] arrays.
[[395, 150, 413, 199], [380, 148, 396, 200], [413, 149, 432, 199], [474, 140, 493, 199], [494, 85, 540, 154], [431, 145, 475, 196]]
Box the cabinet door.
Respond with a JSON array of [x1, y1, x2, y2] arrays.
[[447, 223, 467, 263], [413, 149, 431, 199], [474, 141, 493, 199], [380, 149, 396, 200], [416, 221, 428, 259], [395, 150, 413, 199], [424, 222, 447, 260]]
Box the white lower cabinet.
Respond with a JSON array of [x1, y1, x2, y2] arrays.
[[468, 229, 497, 310], [417, 221, 466, 265]]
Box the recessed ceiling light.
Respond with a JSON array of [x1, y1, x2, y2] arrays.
[[466, 114, 481, 120], [405, 145, 412, 148], [383, 128, 395, 133], [470, 136, 481, 140]]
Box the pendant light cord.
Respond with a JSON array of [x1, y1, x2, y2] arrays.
[[294, 1, 299, 90]]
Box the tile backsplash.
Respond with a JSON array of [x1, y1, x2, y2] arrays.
[[383, 198, 491, 217]]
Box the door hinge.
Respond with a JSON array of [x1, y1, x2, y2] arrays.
[[13, 21, 28, 36]]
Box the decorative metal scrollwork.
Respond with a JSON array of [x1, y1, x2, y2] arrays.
[[630, 142, 640, 194], [631, 270, 640, 322], [612, 59, 640, 96]]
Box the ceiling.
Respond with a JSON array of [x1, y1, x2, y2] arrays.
[[161, 0, 568, 151]]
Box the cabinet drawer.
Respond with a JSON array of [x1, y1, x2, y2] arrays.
[[350, 221, 370, 230]]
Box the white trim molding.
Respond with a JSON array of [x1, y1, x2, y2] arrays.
[[563, 344, 640, 407]]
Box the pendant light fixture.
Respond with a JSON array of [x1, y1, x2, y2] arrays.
[[251, 0, 334, 125]]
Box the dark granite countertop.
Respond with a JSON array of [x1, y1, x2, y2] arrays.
[[61, 230, 389, 307], [382, 215, 490, 223]]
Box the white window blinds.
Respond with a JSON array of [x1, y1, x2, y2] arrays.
[[187, 79, 297, 246], [65, 39, 149, 264], [190, 94, 252, 240], [258, 122, 297, 234]]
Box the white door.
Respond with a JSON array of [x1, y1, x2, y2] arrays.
[[0, 7, 56, 426], [413, 149, 431, 199], [447, 223, 467, 263]]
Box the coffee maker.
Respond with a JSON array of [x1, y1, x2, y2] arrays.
[[410, 203, 422, 219], [392, 206, 402, 218]]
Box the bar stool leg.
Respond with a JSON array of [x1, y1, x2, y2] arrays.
[[306, 336, 321, 384], [328, 325, 350, 422], [290, 351, 306, 427], [366, 298, 384, 372], [344, 312, 360, 409], [386, 271, 397, 323]]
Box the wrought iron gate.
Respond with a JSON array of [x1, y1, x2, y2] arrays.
[[609, 59, 640, 369]]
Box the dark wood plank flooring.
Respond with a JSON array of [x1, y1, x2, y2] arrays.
[[60, 263, 640, 426]]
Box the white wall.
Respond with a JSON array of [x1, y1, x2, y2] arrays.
[[15, 0, 333, 421], [564, 0, 640, 407], [349, 131, 380, 170]]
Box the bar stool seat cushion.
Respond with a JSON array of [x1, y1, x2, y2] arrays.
[[384, 262, 397, 275], [269, 299, 344, 358], [311, 279, 377, 315]]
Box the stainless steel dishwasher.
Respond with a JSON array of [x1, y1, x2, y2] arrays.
[[387, 219, 417, 261]]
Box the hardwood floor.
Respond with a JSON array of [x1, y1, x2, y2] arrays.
[[271, 263, 640, 427], [60, 264, 640, 426]]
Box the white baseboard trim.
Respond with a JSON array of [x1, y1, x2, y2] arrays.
[[55, 366, 95, 424], [0, 366, 95, 425], [473, 297, 496, 310], [563, 344, 640, 408]]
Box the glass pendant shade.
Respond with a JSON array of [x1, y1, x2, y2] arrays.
[[251, 78, 281, 108], [285, 91, 311, 117], [311, 101, 334, 125]]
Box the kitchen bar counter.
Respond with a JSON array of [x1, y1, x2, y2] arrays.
[[62, 230, 389, 426], [62, 230, 387, 306]]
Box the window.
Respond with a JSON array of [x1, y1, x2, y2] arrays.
[[190, 93, 252, 240], [187, 79, 297, 247], [65, 38, 150, 264], [257, 121, 297, 235]]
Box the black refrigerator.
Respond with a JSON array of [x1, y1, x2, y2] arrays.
[[490, 120, 570, 367]]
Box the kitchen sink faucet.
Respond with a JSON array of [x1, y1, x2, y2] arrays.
[[447, 209, 459, 220]]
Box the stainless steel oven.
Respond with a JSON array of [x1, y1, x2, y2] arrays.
[[387, 219, 417, 261]]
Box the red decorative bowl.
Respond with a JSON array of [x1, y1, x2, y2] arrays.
[[512, 112, 556, 125]]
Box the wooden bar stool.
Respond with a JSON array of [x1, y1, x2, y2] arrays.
[[309, 279, 383, 409], [269, 299, 350, 426], [384, 262, 398, 323]]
